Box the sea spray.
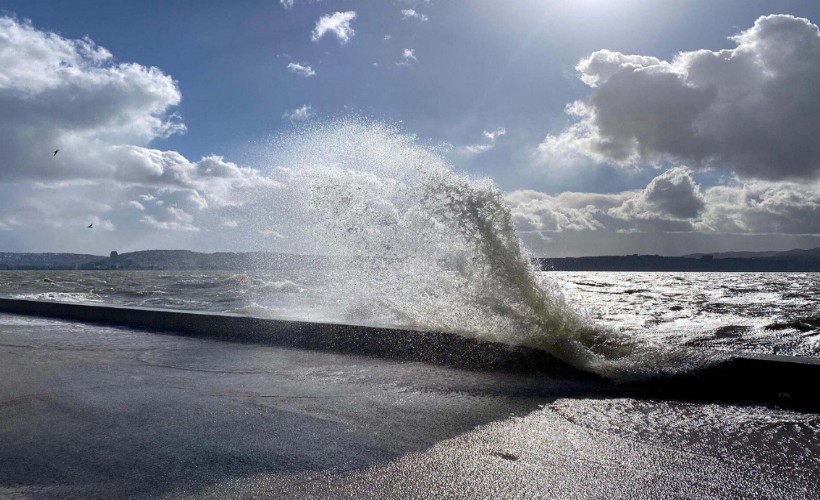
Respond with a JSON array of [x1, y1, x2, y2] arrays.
[[260, 119, 709, 378]]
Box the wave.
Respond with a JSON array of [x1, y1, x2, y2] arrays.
[[13, 292, 103, 303], [257, 120, 711, 379]]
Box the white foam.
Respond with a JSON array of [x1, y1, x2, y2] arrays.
[[253, 120, 711, 378], [13, 292, 103, 303]]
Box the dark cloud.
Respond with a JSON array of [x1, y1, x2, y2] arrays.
[[614, 167, 706, 220], [506, 167, 820, 244], [539, 15, 820, 181], [701, 182, 820, 234]]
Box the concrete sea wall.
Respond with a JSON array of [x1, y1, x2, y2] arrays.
[[0, 297, 566, 374], [0, 297, 817, 411]]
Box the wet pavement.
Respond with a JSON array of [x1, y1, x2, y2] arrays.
[[0, 313, 817, 499]]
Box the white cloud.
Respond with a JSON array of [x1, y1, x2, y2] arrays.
[[507, 167, 820, 240], [396, 48, 417, 66], [506, 190, 607, 233], [311, 11, 357, 45], [140, 215, 200, 232], [700, 181, 820, 235], [286, 62, 316, 78], [0, 16, 285, 246], [259, 229, 286, 239], [384, 35, 392, 41], [0, 17, 276, 196], [123, 200, 145, 211], [483, 127, 506, 142], [401, 9, 429, 22], [280, 0, 321, 9], [166, 206, 194, 223], [282, 104, 315, 122], [0, 17, 185, 183], [538, 15, 820, 181], [137, 205, 202, 232], [459, 127, 506, 157]]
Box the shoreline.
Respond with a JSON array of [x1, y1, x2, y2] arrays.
[[0, 297, 818, 412]]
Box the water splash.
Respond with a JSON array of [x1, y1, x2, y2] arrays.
[[262, 119, 709, 378]]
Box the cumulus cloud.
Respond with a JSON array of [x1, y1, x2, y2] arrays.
[[0, 17, 184, 182], [401, 9, 429, 22], [123, 200, 145, 211], [483, 127, 506, 142], [140, 211, 200, 232], [396, 48, 417, 66], [610, 167, 705, 220], [459, 127, 507, 157], [286, 62, 316, 78], [506, 190, 608, 233], [538, 15, 820, 181], [280, 0, 321, 9], [311, 11, 357, 45], [700, 181, 820, 234], [0, 16, 283, 248], [282, 104, 315, 122], [506, 167, 820, 240]]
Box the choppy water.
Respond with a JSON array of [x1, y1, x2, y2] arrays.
[[553, 272, 820, 358], [1, 269, 818, 361]]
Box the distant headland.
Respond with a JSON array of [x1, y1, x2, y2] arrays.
[[0, 250, 320, 272], [536, 247, 820, 272], [1, 248, 820, 272]]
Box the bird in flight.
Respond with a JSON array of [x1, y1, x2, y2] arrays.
[[87, 223, 93, 229], [53, 149, 59, 157]]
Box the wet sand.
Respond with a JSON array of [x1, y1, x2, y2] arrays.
[[0, 312, 817, 498]]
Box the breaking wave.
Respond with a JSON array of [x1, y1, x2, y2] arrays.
[[259, 120, 709, 378]]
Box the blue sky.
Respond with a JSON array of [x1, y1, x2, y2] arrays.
[[1, 0, 820, 255], [6, 0, 816, 190]]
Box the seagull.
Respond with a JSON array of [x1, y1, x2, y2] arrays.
[[53, 149, 59, 157], [87, 223, 93, 229]]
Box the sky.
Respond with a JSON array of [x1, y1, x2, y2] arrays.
[[1, 0, 820, 256]]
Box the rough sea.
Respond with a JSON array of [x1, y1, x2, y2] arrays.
[[2, 269, 818, 364]]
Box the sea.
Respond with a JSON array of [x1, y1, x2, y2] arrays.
[[1, 269, 817, 368], [1, 270, 819, 496]]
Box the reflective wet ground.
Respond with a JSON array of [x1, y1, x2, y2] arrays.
[[0, 313, 816, 498]]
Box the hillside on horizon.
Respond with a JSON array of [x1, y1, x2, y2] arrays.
[[1, 247, 820, 272]]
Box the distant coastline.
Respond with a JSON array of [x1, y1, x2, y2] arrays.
[[0, 250, 321, 272], [537, 254, 820, 272], [538, 246, 820, 272], [1, 248, 819, 272]]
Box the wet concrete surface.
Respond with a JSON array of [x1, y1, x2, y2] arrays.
[[0, 313, 817, 499]]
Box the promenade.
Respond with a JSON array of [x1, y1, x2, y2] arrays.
[[0, 311, 816, 498]]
